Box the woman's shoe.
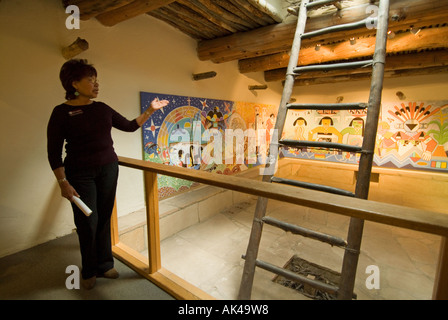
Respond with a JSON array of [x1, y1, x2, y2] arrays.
[[81, 276, 96, 290], [102, 268, 119, 279]]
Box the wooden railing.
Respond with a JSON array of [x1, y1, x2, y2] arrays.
[[111, 156, 448, 300]]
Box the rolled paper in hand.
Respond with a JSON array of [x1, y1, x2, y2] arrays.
[[72, 196, 93, 216]]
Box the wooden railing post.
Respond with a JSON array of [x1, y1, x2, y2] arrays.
[[433, 237, 448, 300], [110, 198, 119, 246], [144, 171, 161, 274]]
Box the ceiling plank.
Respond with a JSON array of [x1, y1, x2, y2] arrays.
[[148, 8, 213, 40], [165, 2, 231, 37], [246, 0, 283, 23], [148, 5, 224, 40], [177, 0, 238, 33], [239, 26, 448, 73], [214, 0, 264, 28], [197, 0, 448, 63], [197, 0, 254, 30], [95, 0, 176, 26], [230, 0, 276, 25]]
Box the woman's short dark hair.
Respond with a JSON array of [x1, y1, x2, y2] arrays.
[[59, 59, 97, 100]]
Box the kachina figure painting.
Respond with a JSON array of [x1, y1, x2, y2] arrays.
[[140, 91, 278, 198], [281, 101, 448, 172]]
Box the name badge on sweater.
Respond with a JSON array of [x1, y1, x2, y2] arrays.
[[69, 110, 83, 116]]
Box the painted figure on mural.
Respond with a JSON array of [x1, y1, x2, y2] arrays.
[[386, 103, 443, 161], [293, 117, 307, 140], [376, 121, 398, 156], [206, 106, 230, 131], [341, 117, 365, 147], [308, 116, 343, 143], [427, 105, 448, 159], [266, 113, 276, 145]]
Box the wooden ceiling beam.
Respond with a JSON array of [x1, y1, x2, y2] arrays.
[[292, 66, 448, 86], [239, 26, 448, 74], [94, 0, 176, 26], [197, 0, 448, 63], [265, 49, 448, 82]]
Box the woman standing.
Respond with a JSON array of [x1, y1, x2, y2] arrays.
[[47, 59, 168, 289]]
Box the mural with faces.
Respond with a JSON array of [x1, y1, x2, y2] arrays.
[[141, 92, 447, 201], [282, 101, 448, 172]]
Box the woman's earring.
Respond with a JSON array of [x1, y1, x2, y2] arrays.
[[74, 91, 80, 96]]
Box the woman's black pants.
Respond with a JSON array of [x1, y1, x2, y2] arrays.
[[66, 161, 118, 279]]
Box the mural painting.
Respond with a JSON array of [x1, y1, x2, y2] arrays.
[[140, 91, 278, 198], [282, 101, 448, 172], [141, 92, 448, 198]]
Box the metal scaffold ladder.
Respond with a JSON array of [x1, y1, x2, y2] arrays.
[[238, 0, 390, 300]]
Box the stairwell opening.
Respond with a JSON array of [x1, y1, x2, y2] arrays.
[[273, 255, 346, 300]]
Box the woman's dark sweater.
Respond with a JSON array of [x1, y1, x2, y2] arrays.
[[47, 101, 140, 170]]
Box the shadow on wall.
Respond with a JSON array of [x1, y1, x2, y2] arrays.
[[31, 183, 70, 245]]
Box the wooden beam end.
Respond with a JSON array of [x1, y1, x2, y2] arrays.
[[61, 37, 89, 60]]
